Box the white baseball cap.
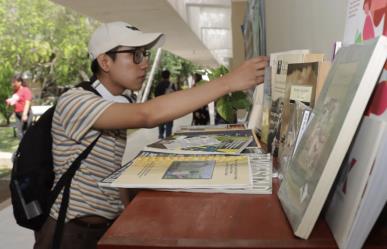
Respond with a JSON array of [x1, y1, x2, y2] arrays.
[[88, 21, 165, 60]]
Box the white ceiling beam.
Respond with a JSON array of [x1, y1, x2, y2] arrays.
[[51, 0, 220, 67]]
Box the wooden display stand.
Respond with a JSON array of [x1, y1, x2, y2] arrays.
[[98, 179, 386, 249]]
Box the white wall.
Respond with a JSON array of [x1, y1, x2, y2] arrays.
[[265, 0, 348, 58]]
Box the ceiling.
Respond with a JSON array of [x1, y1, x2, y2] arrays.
[[51, 0, 235, 67]]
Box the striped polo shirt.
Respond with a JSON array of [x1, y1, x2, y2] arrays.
[[50, 87, 127, 221]]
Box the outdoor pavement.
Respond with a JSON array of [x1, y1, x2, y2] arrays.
[[0, 114, 192, 248], [0, 152, 12, 169]]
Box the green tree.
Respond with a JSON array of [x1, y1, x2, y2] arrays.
[[0, 0, 98, 121], [152, 50, 201, 90], [0, 64, 13, 125]]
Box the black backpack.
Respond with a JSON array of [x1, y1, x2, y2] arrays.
[[10, 82, 101, 243]]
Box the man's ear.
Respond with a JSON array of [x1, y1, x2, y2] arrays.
[[96, 54, 112, 72]]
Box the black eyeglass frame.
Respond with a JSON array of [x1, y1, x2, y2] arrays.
[[106, 49, 151, 64]]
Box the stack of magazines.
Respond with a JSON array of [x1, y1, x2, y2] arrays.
[[99, 127, 272, 194]]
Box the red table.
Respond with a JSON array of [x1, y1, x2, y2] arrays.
[[99, 181, 364, 249]]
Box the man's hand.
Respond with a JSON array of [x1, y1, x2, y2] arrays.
[[223, 56, 268, 93]]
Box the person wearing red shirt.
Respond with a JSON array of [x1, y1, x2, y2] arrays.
[[6, 74, 33, 139]]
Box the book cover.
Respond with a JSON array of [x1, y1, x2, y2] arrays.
[[259, 66, 272, 144], [145, 134, 253, 155], [277, 36, 387, 239], [315, 61, 331, 104], [246, 84, 264, 132], [278, 60, 329, 159], [341, 128, 387, 249], [278, 62, 319, 155], [100, 151, 197, 187], [325, 117, 386, 249], [365, 77, 387, 121], [328, 3, 387, 246], [267, 52, 324, 156], [268, 52, 307, 155], [111, 154, 252, 189], [278, 101, 311, 180], [242, 0, 266, 58]]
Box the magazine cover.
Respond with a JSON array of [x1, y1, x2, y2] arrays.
[[163, 153, 272, 194], [175, 128, 260, 148], [277, 36, 387, 239], [176, 124, 246, 133], [111, 155, 252, 189], [100, 150, 271, 194], [145, 134, 253, 155]]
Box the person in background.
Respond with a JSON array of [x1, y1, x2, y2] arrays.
[[32, 21, 267, 249], [191, 73, 210, 125], [154, 69, 176, 138], [6, 74, 33, 140]]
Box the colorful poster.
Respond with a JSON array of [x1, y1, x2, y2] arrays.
[[343, 0, 387, 45]]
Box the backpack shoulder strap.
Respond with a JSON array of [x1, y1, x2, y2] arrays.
[[75, 81, 101, 97], [51, 133, 101, 249]]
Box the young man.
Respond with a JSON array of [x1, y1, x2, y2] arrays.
[[33, 21, 267, 249]]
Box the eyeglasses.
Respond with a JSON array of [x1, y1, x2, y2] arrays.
[[107, 49, 151, 64]]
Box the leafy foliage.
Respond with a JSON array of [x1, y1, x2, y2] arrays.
[[151, 49, 201, 91], [208, 65, 252, 123], [0, 65, 14, 124], [0, 0, 98, 120]]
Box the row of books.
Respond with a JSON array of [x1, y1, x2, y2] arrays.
[[259, 33, 387, 249], [242, 1, 387, 249], [323, 1, 387, 247], [99, 126, 272, 195]]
